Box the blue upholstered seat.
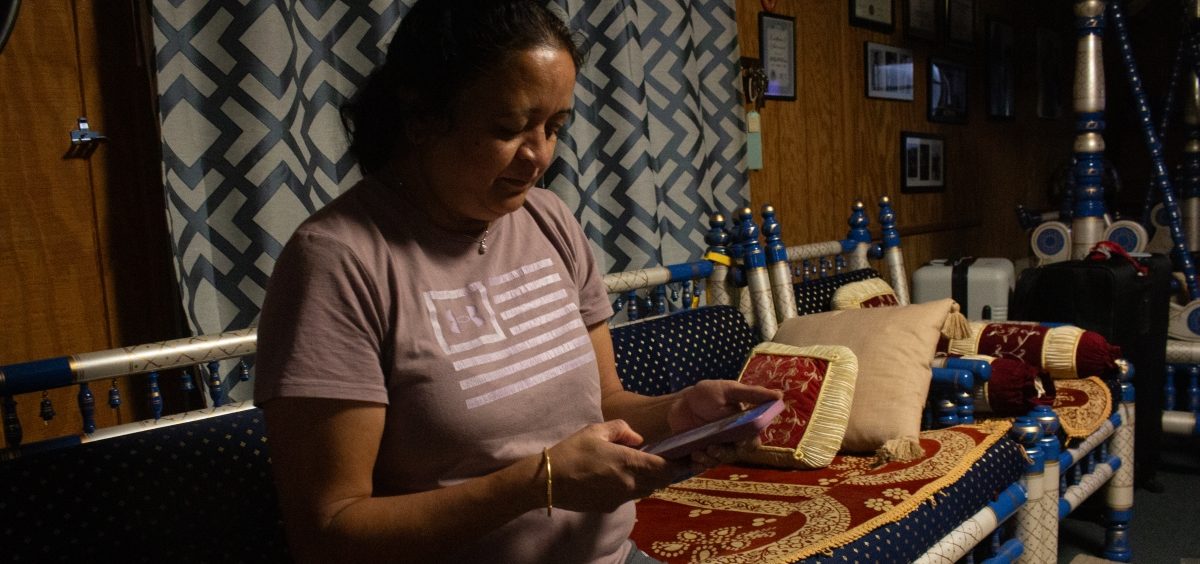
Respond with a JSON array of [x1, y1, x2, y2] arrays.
[[611, 305, 759, 396], [0, 408, 289, 563]]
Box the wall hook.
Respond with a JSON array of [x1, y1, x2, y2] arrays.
[[64, 117, 107, 159]]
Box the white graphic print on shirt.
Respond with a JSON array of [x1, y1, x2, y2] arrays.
[[422, 258, 597, 410]]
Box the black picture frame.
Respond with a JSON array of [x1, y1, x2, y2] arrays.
[[849, 0, 895, 33], [759, 12, 796, 100], [864, 41, 915, 101], [903, 0, 940, 41], [901, 131, 945, 193], [945, 0, 975, 49], [928, 57, 968, 123], [986, 18, 1015, 120]]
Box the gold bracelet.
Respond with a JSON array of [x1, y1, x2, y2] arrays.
[[542, 447, 553, 517]]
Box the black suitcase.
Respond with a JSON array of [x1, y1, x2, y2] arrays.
[[1011, 248, 1170, 489]]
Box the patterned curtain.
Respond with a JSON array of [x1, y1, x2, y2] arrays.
[[548, 0, 749, 273], [151, 1, 747, 398]]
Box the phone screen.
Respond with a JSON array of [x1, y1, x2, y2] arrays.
[[641, 399, 784, 459]]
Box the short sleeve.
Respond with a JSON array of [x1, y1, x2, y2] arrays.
[[538, 192, 612, 326], [253, 231, 390, 405]]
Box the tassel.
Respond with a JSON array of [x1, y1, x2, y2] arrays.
[[940, 303, 971, 340], [1074, 331, 1122, 377], [875, 436, 925, 464]]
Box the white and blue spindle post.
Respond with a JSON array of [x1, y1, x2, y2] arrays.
[[704, 213, 733, 307], [1104, 358, 1135, 561], [1071, 0, 1110, 259], [1110, 0, 1200, 298], [727, 213, 756, 326], [878, 196, 910, 304], [737, 207, 778, 340], [1011, 414, 1052, 564], [845, 201, 873, 272], [1027, 405, 1062, 564], [760, 204, 797, 324]]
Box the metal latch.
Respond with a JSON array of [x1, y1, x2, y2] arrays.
[[65, 117, 107, 159]]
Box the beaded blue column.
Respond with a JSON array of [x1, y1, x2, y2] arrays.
[[737, 207, 778, 340], [704, 213, 733, 307], [1142, 9, 1191, 225], [1071, 0, 1109, 259], [878, 196, 909, 305], [1111, 0, 1200, 298], [760, 205, 797, 323]]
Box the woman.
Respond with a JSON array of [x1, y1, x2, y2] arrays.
[[254, 1, 779, 562]]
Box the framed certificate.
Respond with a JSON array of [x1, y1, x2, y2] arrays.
[[759, 12, 796, 100], [850, 0, 895, 33], [904, 0, 940, 41]]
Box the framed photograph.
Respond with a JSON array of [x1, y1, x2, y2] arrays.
[[986, 18, 1015, 119], [903, 0, 940, 41], [928, 57, 968, 123], [759, 13, 796, 100], [850, 0, 895, 33], [901, 132, 945, 193], [946, 0, 975, 48], [864, 41, 914, 101], [1037, 28, 1066, 119]]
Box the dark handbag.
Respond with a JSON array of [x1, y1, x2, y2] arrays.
[[1011, 243, 1170, 486]]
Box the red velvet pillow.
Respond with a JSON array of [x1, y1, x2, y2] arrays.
[[940, 322, 1121, 379], [973, 356, 1056, 416], [735, 342, 858, 469]]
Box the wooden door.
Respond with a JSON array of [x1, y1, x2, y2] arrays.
[[0, 0, 187, 447]]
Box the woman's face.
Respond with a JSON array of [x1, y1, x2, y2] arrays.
[[412, 46, 576, 228]]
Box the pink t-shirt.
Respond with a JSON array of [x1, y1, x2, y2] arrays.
[[255, 179, 631, 563]]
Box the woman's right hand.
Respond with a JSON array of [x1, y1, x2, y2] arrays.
[[545, 420, 677, 513]]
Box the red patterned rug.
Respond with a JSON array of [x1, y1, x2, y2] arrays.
[[630, 421, 1012, 563], [1052, 376, 1112, 440]]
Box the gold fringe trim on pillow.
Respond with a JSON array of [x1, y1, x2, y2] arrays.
[[1043, 325, 1085, 379], [946, 321, 989, 357], [940, 302, 971, 341], [831, 278, 897, 310], [736, 342, 858, 469]]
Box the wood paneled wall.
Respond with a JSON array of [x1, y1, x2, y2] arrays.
[[0, 1, 187, 447], [735, 1, 1079, 275]]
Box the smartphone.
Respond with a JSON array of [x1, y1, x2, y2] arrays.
[[640, 398, 785, 460]]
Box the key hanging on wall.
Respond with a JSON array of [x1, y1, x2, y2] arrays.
[[746, 67, 767, 171]]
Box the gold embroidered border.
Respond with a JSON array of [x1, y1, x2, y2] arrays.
[[1055, 376, 1112, 439], [744, 419, 1013, 564]]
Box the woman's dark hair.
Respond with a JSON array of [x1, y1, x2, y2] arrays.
[[343, 0, 583, 175]]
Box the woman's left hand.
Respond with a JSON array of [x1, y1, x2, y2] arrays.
[[665, 380, 782, 471]]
